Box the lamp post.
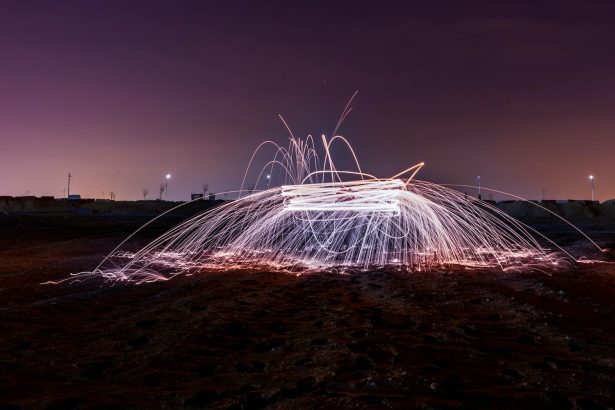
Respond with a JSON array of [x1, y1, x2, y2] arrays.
[[477, 175, 481, 200], [266, 174, 271, 190], [166, 174, 171, 200], [589, 174, 595, 202]]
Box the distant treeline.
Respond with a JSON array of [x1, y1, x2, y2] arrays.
[[1, 196, 615, 220], [0, 197, 224, 216]]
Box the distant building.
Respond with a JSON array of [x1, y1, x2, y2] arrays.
[[68, 194, 81, 200], [208, 193, 216, 200], [191, 193, 204, 200]]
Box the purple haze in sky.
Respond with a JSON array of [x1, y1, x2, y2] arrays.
[[1, 1, 614, 200]]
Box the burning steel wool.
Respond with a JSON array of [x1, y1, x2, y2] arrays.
[[68, 128, 603, 284]]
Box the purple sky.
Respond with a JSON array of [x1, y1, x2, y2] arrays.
[[1, 1, 614, 200]]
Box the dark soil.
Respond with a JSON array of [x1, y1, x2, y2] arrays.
[[1, 214, 615, 409]]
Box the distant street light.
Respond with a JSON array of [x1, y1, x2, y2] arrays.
[[166, 173, 171, 200], [477, 175, 481, 200], [589, 174, 595, 202], [266, 174, 271, 190]]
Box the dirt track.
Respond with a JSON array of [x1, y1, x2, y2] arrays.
[[1, 214, 615, 409]]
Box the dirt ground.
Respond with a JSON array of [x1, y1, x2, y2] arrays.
[[1, 214, 615, 409]]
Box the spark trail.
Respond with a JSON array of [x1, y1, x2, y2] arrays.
[[68, 133, 602, 284]]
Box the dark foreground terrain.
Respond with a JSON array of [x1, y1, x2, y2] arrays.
[[1, 214, 615, 409]]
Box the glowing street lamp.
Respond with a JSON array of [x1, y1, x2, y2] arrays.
[[477, 175, 481, 200], [589, 174, 595, 202], [166, 173, 171, 200], [266, 174, 271, 190]]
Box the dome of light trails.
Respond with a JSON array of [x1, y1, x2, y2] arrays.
[[69, 131, 603, 284]]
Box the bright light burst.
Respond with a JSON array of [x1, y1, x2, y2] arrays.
[[67, 127, 603, 284]]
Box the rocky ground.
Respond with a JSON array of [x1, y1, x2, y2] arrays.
[[1, 214, 615, 409]]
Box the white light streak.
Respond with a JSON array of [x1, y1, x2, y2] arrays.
[[65, 134, 602, 284]]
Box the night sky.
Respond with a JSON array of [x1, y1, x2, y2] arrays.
[[1, 1, 614, 200]]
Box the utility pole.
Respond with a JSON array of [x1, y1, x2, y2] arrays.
[[67, 172, 72, 198]]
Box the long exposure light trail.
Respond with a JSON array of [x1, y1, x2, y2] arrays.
[[56, 129, 604, 285], [282, 179, 403, 213]]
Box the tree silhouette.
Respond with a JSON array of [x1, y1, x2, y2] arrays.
[[142, 188, 149, 200]]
